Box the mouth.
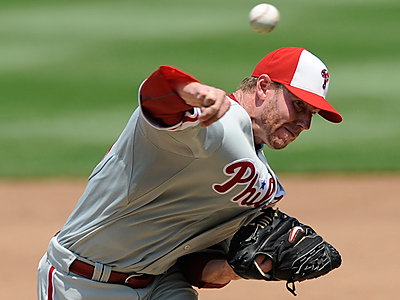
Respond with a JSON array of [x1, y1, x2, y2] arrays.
[[284, 127, 296, 138], [285, 126, 302, 141]]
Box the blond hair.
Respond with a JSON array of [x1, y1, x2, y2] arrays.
[[238, 76, 283, 92]]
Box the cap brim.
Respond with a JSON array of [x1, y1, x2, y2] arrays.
[[285, 85, 343, 123]]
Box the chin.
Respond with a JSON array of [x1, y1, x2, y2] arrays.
[[273, 143, 289, 150], [266, 139, 289, 150], [270, 134, 297, 149]]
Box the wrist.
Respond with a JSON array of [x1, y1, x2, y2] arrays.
[[201, 259, 241, 285]]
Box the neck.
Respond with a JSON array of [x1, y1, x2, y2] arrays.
[[233, 90, 245, 106], [234, 90, 256, 115]]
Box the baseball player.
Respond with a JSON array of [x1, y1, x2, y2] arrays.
[[37, 47, 342, 300]]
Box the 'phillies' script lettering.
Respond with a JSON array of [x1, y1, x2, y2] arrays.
[[212, 159, 276, 208]]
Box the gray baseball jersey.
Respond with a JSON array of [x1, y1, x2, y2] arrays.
[[38, 66, 285, 299]]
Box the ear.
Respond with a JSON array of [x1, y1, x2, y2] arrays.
[[256, 74, 273, 101]]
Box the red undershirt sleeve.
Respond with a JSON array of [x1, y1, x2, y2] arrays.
[[140, 66, 200, 127], [178, 252, 231, 289]]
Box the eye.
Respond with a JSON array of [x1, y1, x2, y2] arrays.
[[293, 100, 305, 111]]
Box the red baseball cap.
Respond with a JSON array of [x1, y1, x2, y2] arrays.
[[252, 47, 342, 123]]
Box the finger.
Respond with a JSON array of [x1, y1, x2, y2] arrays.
[[199, 96, 224, 120], [199, 106, 216, 125], [202, 89, 217, 107], [198, 91, 222, 121], [255, 255, 272, 274], [199, 98, 231, 127], [202, 98, 215, 107]]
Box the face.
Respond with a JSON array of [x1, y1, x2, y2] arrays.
[[253, 83, 320, 149]]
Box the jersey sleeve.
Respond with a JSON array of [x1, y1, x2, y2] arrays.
[[140, 66, 199, 127]]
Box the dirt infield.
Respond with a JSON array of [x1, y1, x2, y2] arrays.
[[1, 174, 398, 299]]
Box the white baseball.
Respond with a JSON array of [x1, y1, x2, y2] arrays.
[[249, 3, 280, 34]]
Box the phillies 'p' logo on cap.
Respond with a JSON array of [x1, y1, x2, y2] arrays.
[[252, 47, 342, 123], [321, 69, 329, 90]]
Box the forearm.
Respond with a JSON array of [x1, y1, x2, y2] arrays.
[[201, 256, 272, 285], [140, 66, 230, 128], [178, 251, 234, 289], [201, 259, 241, 285]]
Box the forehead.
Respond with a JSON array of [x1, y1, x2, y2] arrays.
[[282, 86, 300, 101]]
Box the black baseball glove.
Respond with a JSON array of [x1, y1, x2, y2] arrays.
[[227, 208, 341, 296]]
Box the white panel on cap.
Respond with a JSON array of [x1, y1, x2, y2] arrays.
[[290, 50, 329, 98]]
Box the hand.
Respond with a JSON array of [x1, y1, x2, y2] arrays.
[[201, 259, 242, 285], [201, 256, 272, 285], [175, 82, 231, 127], [255, 254, 273, 274]]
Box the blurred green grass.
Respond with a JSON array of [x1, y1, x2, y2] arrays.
[[1, 0, 399, 177]]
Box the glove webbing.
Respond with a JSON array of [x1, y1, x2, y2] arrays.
[[286, 280, 297, 296]]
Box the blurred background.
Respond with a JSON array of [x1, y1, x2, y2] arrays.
[[1, 0, 399, 177], [0, 1, 399, 300]]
